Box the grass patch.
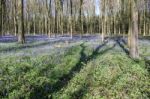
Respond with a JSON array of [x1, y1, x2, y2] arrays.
[[0, 44, 85, 99], [53, 44, 150, 99], [0, 40, 149, 99]]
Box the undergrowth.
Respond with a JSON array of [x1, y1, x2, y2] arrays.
[[0, 41, 149, 99], [0, 44, 88, 99]]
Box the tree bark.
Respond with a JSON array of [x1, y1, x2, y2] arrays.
[[0, 0, 5, 36], [79, 0, 83, 38], [18, 0, 25, 44], [129, 0, 139, 59], [70, 0, 73, 39]]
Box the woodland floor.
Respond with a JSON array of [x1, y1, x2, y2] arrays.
[[0, 35, 150, 99]]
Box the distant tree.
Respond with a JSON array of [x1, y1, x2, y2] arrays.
[[100, 0, 106, 42], [54, 0, 58, 37], [79, 0, 83, 38], [13, 0, 18, 36], [18, 0, 25, 44], [0, 0, 2, 36], [70, 0, 73, 38], [0, 0, 6, 36], [0, 0, 149, 41]]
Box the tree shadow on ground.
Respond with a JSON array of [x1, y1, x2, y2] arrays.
[[116, 37, 146, 64], [25, 41, 116, 99], [116, 37, 129, 55], [50, 41, 110, 93], [139, 36, 150, 41], [51, 41, 118, 92], [0, 39, 66, 52], [145, 57, 150, 73], [0, 41, 50, 52], [0, 35, 103, 53], [49, 43, 87, 93], [29, 43, 87, 99], [70, 43, 116, 99], [71, 84, 89, 99]]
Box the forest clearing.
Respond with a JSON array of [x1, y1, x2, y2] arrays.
[[0, 0, 150, 99]]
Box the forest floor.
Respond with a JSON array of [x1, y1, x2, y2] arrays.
[[0, 35, 150, 99]]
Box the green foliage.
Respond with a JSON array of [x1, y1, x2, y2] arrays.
[[0, 44, 83, 98], [53, 44, 150, 99], [0, 41, 149, 99]]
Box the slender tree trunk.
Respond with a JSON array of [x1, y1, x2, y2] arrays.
[[119, 24, 121, 35], [54, 0, 59, 37], [1, 0, 4, 36], [0, 0, 1, 36], [143, 11, 146, 36], [18, 0, 25, 44], [60, 0, 64, 36], [47, 0, 51, 38], [61, 14, 64, 36], [14, 16, 17, 36], [28, 22, 30, 35], [44, 16, 47, 35], [33, 15, 36, 35], [128, 0, 131, 48], [42, 19, 44, 35], [101, 0, 106, 42], [38, 21, 40, 34], [14, 0, 18, 36], [113, 15, 116, 35], [99, 14, 101, 37], [149, 23, 150, 36], [129, 0, 139, 59], [70, 0, 73, 39], [79, 0, 83, 38]]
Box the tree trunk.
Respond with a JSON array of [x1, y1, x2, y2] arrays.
[[54, 0, 58, 37], [14, 0, 18, 36], [0, 0, 4, 36], [101, 0, 106, 42], [18, 0, 25, 44], [149, 23, 150, 36], [129, 0, 139, 59], [114, 15, 116, 35], [70, 0, 73, 39], [79, 0, 83, 38], [33, 15, 36, 35], [128, 0, 132, 49]]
